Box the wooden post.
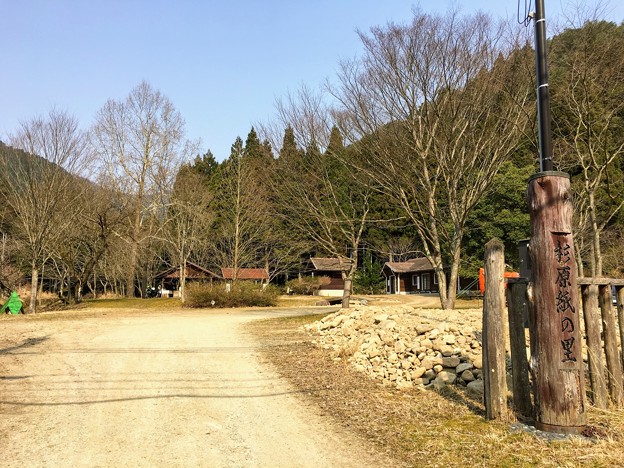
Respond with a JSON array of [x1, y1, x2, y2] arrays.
[[506, 279, 533, 418], [527, 172, 585, 434], [617, 286, 624, 372], [582, 284, 608, 409], [483, 239, 507, 420], [599, 284, 623, 407]]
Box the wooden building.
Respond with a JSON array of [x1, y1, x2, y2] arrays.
[[382, 258, 440, 294], [310, 257, 352, 296], [154, 262, 218, 297]]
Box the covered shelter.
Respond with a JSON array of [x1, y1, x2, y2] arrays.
[[309, 257, 352, 297], [155, 262, 218, 297], [221, 268, 269, 284]]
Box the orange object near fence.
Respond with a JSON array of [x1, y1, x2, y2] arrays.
[[478, 268, 520, 294]]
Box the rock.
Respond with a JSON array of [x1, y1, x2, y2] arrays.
[[443, 334, 456, 345], [400, 359, 412, 370], [394, 340, 407, 353], [388, 352, 398, 363], [380, 320, 397, 331], [456, 362, 474, 374], [430, 356, 443, 366], [433, 371, 457, 390], [467, 379, 484, 396], [442, 356, 460, 368], [374, 313, 389, 323], [429, 328, 440, 339], [412, 377, 430, 386], [421, 339, 433, 349], [472, 356, 483, 369], [424, 369, 436, 380], [330, 316, 346, 328], [367, 346, 381, 359], [421, 357, 434, 369], [315, 300, 330, 306], [433, 364, 444, 374], [411, 367, 427, 379], [416, 323, 433, 335], [439, 345, 454, 357], [461, 370, 475, 382]]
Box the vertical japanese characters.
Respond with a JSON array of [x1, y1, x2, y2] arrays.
[[554, 237, 576, 362]]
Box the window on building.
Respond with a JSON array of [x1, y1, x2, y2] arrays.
[[412, 274, 420, 288]]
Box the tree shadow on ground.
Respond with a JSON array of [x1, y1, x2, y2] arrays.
[[0, 336, 49, 354]]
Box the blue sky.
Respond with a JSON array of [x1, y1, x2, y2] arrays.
[[2, 1, 623, 161]]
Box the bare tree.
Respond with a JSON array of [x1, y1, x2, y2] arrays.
[[0, 109, 87, 312], [92, 81, 191, 296], [211, 137, 270, 282], [551, 19, 624, 277], [273, 134, 372, 308], [331, 10, 532, 309]]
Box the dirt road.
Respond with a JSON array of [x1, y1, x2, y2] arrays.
[[1, 307, 391, 467]]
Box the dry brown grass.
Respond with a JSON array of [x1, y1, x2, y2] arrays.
[[250, 313, 624, 467]]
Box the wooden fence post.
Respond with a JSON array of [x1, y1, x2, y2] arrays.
[[527, 172, 585, 434], [506, 279, 533, 418], [483, 239, 507, 421], [581, 284, 607, 409], [617, 286, 624, 372], [599, 284, 623, 407]]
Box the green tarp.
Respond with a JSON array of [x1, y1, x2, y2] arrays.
[[1, 291, 23, 314]]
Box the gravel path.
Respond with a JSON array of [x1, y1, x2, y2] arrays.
[[1, 307, 391, 467]]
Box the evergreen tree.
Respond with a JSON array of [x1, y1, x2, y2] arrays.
[[243, 127, 263, 160], [325, 125, 345, 157], [191, 150, 218, 178], [278, 125, 303, 161]]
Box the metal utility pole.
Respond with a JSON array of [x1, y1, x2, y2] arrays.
[[527, 0, 586, 434], [534, 0, 553, 172]]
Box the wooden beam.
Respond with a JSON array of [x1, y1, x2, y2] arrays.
[[582, 284, 608, 409], [578, 278, 624, 286], [506, 281, 533, 418], [483, 239, 507, 421], [599, 285, 623, 407], [617, 286, 624, 374]]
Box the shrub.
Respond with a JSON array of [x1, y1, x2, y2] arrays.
[[286, 276, 331, 295], [185, 282, 279, 308], [354, 256, 386, 294]]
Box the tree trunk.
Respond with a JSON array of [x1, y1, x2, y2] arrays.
[[126, 239, 138, 298], [342, 276, 353, 309], [445, 238, 462, 310], [180, 261, 187, 304], [29, 265, 38, 314], [588, 190, 603, 277]]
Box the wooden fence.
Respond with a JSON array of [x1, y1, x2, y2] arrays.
[[483, 244, 624, 421]]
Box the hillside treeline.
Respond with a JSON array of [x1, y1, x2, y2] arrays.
[[0, 11, 622, 311]]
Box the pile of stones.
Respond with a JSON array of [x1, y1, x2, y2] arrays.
[[304, 305, 485, 394]]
